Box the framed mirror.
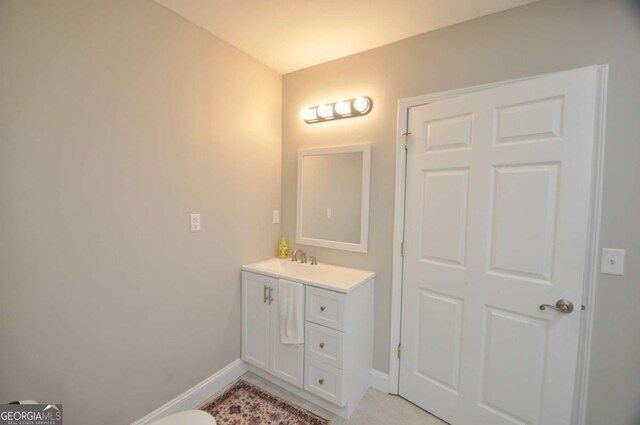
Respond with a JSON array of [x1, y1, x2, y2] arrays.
[[296, 144, 371, 253]]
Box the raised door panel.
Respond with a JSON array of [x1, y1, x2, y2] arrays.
[[424, 113, 473, 152], [269, 283, 305, 388], [416, 290, 463, 394], [420, 169, 469, 268], [241, 272, 271, 371], [489, 164, 559, 284], [496, 97, 563, 145], [478, 307, 548, 425]]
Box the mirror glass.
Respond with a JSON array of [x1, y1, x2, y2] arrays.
[[297, 145, 371, 252]]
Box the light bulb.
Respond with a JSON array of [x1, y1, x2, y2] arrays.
[[353, 97, 370, 113], [301, 107, 317, 121], [334, 101, 351, 116], [317, 104, 334, 119]]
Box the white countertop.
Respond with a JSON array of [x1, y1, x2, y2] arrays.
[[242, 258, 375, 294]]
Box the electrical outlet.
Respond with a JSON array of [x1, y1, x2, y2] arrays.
[[273, 210, 280, 224], [190, 213, 201, 232]]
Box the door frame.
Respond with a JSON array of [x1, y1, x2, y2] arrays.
[[388, 65, 609, 425]]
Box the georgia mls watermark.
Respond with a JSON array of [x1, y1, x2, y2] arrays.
[[0, 404, 62, 425]]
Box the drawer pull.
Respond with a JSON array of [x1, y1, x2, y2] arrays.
[[318, 378, 324, 385], [320, 305, 326, 312], [319, 342, 325, 349]]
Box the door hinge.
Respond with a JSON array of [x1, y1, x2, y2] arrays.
[[401, 132, 411, 150], [400, 241, 405, 257], [397, 344, 402, 359]]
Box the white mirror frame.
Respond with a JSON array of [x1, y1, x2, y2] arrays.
[[296, 144, 371, 253]]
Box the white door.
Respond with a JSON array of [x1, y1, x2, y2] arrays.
[[399, 67, 600, 425], [241, 272, 271, 371], [269, 283, 305, 388]]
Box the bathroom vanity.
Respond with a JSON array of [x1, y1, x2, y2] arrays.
[[241, 258, 375, 419]]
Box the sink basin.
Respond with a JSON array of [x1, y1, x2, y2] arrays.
[[242, 258, 375, 293]]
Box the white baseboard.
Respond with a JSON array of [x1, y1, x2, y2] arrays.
[[370, 369, 390, 394], [131, 358, 248, 425], [131, 361, 389, 424]]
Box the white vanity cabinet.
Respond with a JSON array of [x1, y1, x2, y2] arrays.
[[241, 259, 375, 419], [241, 272, 305, 388]]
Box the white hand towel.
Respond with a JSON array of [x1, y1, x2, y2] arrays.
[[278, 279, 304, 345]]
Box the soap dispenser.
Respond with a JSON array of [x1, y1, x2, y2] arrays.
[[277, 237, 289, 259]]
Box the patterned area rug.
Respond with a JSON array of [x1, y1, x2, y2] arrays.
[[200, 380, 329, 425]]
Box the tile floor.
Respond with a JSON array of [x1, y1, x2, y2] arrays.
[[208, 372, 448, 425]]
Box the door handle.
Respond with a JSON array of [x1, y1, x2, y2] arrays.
[[264, 285, 269, 304], [268, 287, 273, 305], [539, 299, 574, 314]]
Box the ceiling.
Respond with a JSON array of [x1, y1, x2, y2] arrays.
[[154, 0, 538, 74]]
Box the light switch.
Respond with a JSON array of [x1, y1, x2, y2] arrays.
[[190, 213, 201, 232], [327, 208, 332, 219], [601, 248, 625, 276], [272, 210, 279, 224]]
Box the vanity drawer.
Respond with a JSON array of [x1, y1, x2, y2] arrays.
[[305, 286, 345, 331], [305, 322, 344, 369], [304, 357, 345, 406]]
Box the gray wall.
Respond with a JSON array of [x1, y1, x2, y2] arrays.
[[0, 1, 281, 424], [281, 1, 640, 424]]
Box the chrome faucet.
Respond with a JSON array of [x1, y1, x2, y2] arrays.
[[291, 249, 307, 263]]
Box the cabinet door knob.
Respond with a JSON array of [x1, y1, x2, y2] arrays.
[[320, 306, 326, 312], [319, 342, 325, 349], [318, 378, 324, 385]]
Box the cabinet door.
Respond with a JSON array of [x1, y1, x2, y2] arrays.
[[241, 272, 271, 371], [269, 283, 305, 388]]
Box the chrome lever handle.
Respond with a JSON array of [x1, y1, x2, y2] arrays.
[[539, 299, 574, 314]]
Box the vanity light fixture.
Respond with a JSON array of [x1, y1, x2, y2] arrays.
[[301, 96, 372, 124]]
